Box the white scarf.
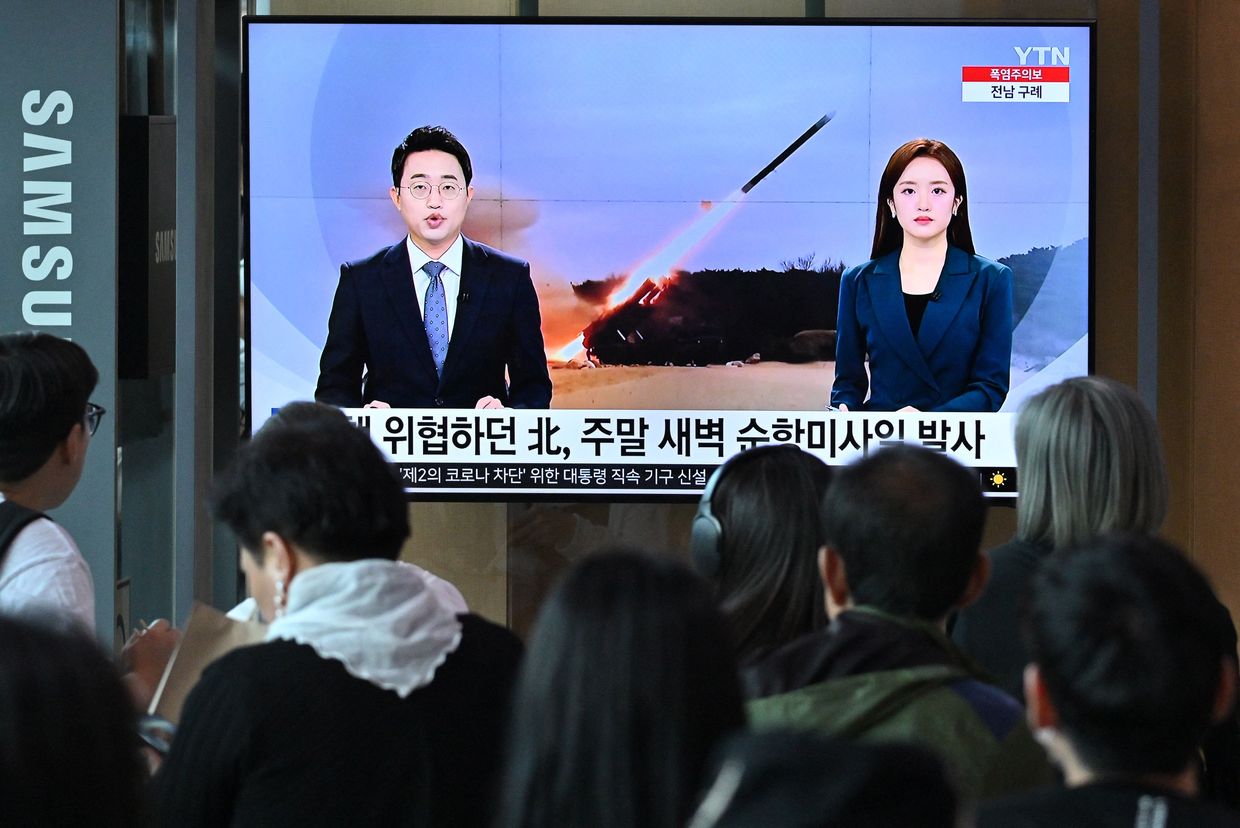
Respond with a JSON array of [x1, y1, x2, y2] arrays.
[[265, 559, 463, 698]]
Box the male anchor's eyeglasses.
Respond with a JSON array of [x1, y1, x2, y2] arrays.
[[400, 181, 464, 200], [85, 402, 106, 436]]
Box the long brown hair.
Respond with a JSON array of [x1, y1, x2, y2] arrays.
[[871, 138, 975, 260]]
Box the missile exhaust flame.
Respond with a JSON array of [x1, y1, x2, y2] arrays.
[[556, 333, 586, 361]]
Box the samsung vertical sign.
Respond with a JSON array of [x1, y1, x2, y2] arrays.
[[1, 1, 119, 640], [20, 90, 75, 326]]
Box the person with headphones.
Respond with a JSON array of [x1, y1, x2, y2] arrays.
[[691, 444, 833, 667]]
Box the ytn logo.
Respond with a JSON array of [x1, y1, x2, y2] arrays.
[[1013, 46, 1070, 66]]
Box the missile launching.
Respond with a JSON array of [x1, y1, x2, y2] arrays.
[[555, 111, 836, 362], [741, 112, 834, 194]]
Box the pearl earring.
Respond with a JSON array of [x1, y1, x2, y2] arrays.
[[274, 578, 287, 618]]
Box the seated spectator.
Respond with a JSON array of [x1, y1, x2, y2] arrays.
[[743, 445, 1053, 801], [687, 730, 958, 828], [952, 375, 1240, 809], [0, 332, 100, 630], [0, 333, 179, 708], [1201, 610, 1240, 809], [978, 535, 1240, 827], [690, 445, 833, 666], [0, 613, 147, 826], [951, 376, 1168, 699], [498, 550, 746, 828], [152, 402, 523, 827]]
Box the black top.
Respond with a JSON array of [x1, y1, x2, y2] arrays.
[[949, 536, 1050, 701], [0, 499, 45, 569], [903, 291, 933, 338], [978, 781, 1240, 827], [152, 613, 523, 828], [952, 538, 1240, 807]]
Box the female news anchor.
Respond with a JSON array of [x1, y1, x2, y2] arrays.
[[831, 139, 1013, 412]]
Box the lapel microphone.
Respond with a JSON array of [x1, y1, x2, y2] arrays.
[[459, 290, 471, 303], [930, 289, 942, 302]]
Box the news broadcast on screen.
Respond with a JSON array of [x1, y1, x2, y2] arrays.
[[245, 19, 1092, 499]]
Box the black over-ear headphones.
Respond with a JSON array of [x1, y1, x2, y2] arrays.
[[691, 445, 796, 579]]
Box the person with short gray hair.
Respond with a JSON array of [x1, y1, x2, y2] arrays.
[[952, 375, 1169, 700], [1015, 375, 1167, 549]]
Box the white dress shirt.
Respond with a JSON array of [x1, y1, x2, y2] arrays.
[[0, 493, 95, 632]]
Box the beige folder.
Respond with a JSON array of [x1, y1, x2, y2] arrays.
[[148, 601, 267, 724]]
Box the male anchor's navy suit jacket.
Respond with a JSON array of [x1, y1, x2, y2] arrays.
[[831, 246, 1013, 413], [315, 237, 552, 409]]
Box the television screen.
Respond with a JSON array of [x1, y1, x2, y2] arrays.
[[245, 17, 1091, 499]]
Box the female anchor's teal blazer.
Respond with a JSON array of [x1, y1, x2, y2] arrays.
[[830, 246, 1013, 412]]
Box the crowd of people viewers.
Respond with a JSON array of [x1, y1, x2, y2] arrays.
[[1, 331, 1239, 826]]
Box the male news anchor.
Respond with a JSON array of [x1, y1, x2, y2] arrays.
[[315, 126, 552, 410]]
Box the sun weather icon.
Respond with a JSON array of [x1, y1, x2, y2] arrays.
[[988, 471, 1008, 488]]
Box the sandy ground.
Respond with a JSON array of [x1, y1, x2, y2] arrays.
[[550, 361, 835, 410]]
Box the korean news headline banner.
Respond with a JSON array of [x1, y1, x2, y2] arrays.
[[342, 409, 1019, 499]]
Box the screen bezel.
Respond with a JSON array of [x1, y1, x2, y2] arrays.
[[241, 15, 1097, 504]]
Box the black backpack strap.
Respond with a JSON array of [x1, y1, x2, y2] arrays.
[[0, 500, 47, 570]]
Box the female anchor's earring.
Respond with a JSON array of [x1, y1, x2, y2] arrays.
[[274, 578, 287, 618], [890, 207, 897, 218]]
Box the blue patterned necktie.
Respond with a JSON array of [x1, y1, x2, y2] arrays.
[[422, 261, 449, 377]]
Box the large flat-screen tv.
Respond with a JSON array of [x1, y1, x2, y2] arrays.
[[245, 17, 1092, 500]]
